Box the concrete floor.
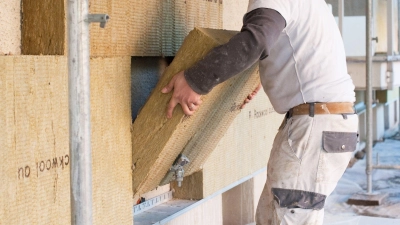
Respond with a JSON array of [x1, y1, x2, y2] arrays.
[[134, 134, 400, 225], [324, 133, 400, 224]]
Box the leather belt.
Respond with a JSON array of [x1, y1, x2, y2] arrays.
[[287, 102, 355, 118]]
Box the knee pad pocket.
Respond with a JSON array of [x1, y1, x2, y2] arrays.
[[272, 188, 326, 210]]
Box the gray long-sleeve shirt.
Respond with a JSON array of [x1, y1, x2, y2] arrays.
[[184, 8, 286, 95]]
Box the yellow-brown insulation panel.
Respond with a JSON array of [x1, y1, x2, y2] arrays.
[[22, 0, 134, 56], [131, 27, 260, 197], [172, 91, 284, 199], [0, 56, 133, 225], [21, 0, 223, 57]]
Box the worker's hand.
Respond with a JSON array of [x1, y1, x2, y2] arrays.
[[240, 83, 262, 109], [161, 71, 203, 119]]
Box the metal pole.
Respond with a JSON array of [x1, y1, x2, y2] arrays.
[[366, 0, 374, 194], [398, 0, 400, 52], [68, 0, 93, 224], [388, 0, 394, 55], [387, 0, 394, 90], [373, 165, 400, 170], [338, 0, 344, 36]]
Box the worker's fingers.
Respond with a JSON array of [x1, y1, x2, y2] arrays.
[[188, 103, 200, 112], [240, 101, 249, 109], [239, 84, 261, 109], [253, 83, 262, 93], [161, 75, 177, 94], [192, 99, 203, 106], [166, 98, 179, 119], [181, 103, 195, 116]]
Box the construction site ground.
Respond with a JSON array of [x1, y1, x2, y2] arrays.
[[135, 133, 400, 225], [324, 132, 400, 224]]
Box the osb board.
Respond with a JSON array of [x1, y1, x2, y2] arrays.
[[21, 0, 134, 56], [132, 0, 223, 56], [0, 56, 133, 225], [132, 27, 260, 197]]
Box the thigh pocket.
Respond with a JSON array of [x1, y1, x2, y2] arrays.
[[272, 188, 326, 225], [272, 188, 326, 210], [322, 131, 358, 153], [317, 131, 358, 185]]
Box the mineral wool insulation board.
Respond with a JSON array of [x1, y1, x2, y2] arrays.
[[132, 27, 260, 197], [202, 92, 282, 197], [171, 92, 283, 199], [21, 0, 222, 57], [0, 56, 133, 225], [22, 0, 134, 56], [132, 0, 223, 56], [0, 0, 21, 55]]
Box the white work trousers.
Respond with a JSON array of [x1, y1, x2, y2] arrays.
[[256, 113, 359, 225]]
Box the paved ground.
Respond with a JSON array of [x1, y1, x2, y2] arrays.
[[324, 133, 400, 224]]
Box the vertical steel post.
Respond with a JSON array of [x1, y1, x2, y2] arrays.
[[398, 0, 400, 52], [68, 0, 93, 224], [366, 0, 373, 194], [387, 0, 394, 90], [338, 0, 344, 35], [388, 0, 394, 55]]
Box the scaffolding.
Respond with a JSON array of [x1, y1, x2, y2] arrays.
[[337, 0, 400, 198]]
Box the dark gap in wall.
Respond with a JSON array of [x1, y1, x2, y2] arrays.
[[131, 56, 174, 122]]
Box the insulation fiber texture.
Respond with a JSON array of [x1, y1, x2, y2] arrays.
[[0, 56, 133, 224], [21, 0, 134, 56], [21, 0, 222, 57], [132, 28, 260, 197], [90, 56, 133, 225], [132, 0, 223, 56], [170, 92, 284, 199], [202, 91, 283, 197], [0, 0, 21, 55], [21, 0, 65, 55]]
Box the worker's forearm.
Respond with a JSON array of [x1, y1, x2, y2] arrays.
[[184, 8, 285, 95]]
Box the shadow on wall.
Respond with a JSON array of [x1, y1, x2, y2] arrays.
[[131, 57, 174, 121]]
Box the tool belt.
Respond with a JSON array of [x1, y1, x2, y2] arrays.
[[287, 102, 355, 118]]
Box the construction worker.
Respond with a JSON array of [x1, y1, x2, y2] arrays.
[[162, 0, 358, 224]]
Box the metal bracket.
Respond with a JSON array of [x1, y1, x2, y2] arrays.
[[160, 154, 190, 187], [86, 14, 110, 28]]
